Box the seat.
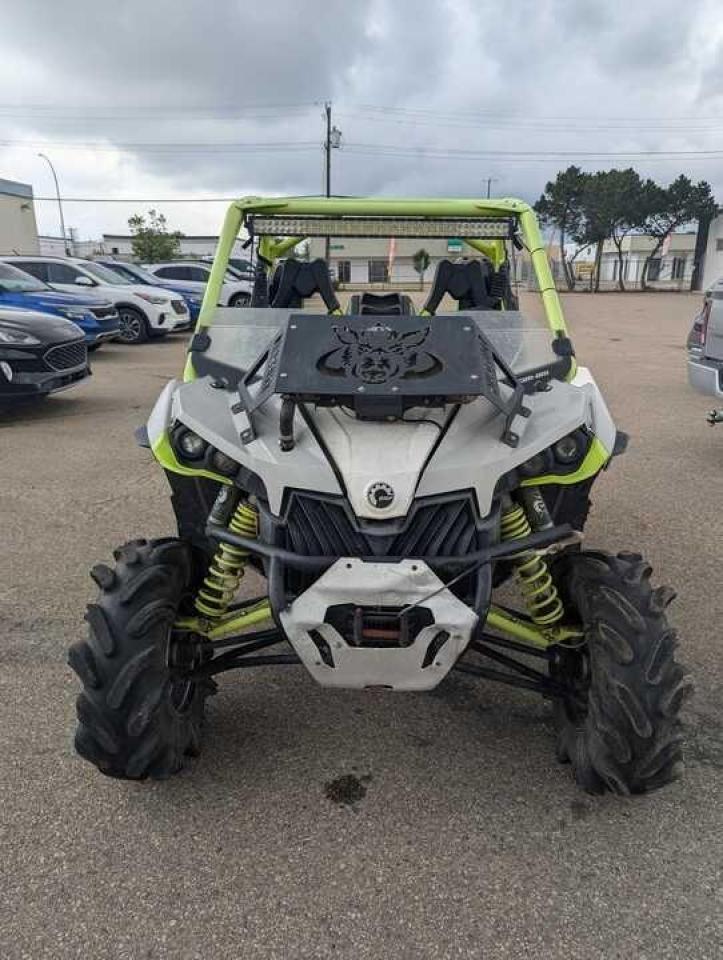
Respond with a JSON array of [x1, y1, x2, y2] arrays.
[[422, 258, 511, 314], [269, 258, 341, 313], [348, 292, 414, 316]]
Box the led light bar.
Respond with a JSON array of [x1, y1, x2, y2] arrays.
[[247, 215, 514, 239]]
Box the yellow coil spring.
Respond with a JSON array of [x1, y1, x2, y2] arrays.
[[195, 501, 258, 619], [500, 503, 563, 626]]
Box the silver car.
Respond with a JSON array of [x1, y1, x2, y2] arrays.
[[687, 280, 723, 422]]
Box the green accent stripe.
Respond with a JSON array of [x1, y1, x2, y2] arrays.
[[151, 432, 231, 485], [519, 437, 610, 488]]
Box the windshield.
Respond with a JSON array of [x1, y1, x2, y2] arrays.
[[0, 263, 49, 292], [200, 303, 558, 381], [82, 261, 133, 285]]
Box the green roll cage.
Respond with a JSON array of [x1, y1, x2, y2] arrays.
[[183, 195, 572, 382]]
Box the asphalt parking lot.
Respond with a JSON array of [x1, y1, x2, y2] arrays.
[[1, 291, 721, 959]]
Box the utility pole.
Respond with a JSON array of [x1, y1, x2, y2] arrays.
[[482, 177, 498, 200], [483, 176, 498, 199], [323, 101, 341, 261], [38, 153, 70, 255]]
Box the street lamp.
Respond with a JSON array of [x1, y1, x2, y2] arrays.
[[38, 152, 70, 256]]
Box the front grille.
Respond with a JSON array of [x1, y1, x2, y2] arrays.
[[171, 299, 187, 315], [286, 495, 369, 556], [390, 498, 479, 557], [45, 341, 87, 371], [90, 305, 116, 319], [284, 492, 480, 560]]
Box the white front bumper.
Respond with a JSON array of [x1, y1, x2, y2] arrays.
[[144, 301, 189, 332], [280, 558, 478, 690]]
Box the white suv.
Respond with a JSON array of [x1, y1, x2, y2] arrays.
[[3, 256, 190, 344], [145, 261, 252, 307]]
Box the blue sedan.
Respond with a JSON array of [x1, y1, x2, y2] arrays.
[[0, 261, 119, 348]]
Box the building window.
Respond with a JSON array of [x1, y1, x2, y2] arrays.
[[337, 260, 351, 284], [111, 246, 119, 254], [368, 259, 389, 283], [716, 238, 723, 251], [647, 258, 661, 281], [671, 257, 686, 280]]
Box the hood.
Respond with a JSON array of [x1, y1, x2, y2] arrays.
[[100, 282, 179, 299], [0, 307, 84, 342], [147, 277, 207, 295], [153, 280, 204, 296], [0, 289, 110, 311]]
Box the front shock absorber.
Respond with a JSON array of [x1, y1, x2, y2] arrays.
[[500, 496, 563, 627], [195, 490, 258, 620]]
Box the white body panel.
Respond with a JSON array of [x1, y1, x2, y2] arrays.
[[149, 363, 616, 519], [312, 407, 442, 519], [280, 558, 478, 689]]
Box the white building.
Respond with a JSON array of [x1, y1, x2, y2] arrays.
[[39, 233, 104, 258], [572, 232, 696, 289], [0, 177, 40, 255], [307, 236, 484, 286], [700, 214, 723, 290], [101, 234, 248, 260]]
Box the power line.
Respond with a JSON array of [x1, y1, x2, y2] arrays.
[[6, 137, 723, 159], [0, 138, 320, 152]]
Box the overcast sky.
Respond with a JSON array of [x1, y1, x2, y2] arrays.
[[1, 0, 722, 240]]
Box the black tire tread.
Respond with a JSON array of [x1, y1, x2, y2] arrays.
[[552, 550, 692, 795], [69, 537, 211, 780]]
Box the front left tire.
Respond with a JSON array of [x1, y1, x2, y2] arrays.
[[550, 550, 693, 795], [68, 538, 214, 779], [117, 306, 149, 344]]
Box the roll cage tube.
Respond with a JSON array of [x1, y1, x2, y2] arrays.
[[183, 196, 571, 383]]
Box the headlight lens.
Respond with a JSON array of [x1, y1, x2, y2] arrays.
[[211, 449, 238, 476], [0, 328, 41, 345], [553, 434, 581, 464], [136, 293, 169, 305], [59, 307, 90, 320], [518, 452, 547, 477], [177, 430, 207, 460]]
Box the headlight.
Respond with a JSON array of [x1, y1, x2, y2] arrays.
[[211, 449, 238, 476], [553, 434, 582, 464], [136, 293, 169, 305], [518, 430, 590, 479], [518, 452, 548, 477], [59, 307, 90, 320], [176, 429, 207, 460], [0, 328, 41, 345]]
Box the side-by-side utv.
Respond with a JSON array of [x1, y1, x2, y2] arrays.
[[69, 197, 692, 794]]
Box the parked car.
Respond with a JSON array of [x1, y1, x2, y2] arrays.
[[2, 256, 189, 345], [199, 255, 255, 281], [687, 280, 723, 421], [144, 261, 252, 307], [94, 259, 201, 324], [0, 262, 119, 350], [228, 257, 255, 280], [0, 306, 89, 401]]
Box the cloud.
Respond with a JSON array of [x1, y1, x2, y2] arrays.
[[0, 0, 722, 238]]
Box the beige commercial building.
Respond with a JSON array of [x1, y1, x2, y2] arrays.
[[0, 177, 40, 255]]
